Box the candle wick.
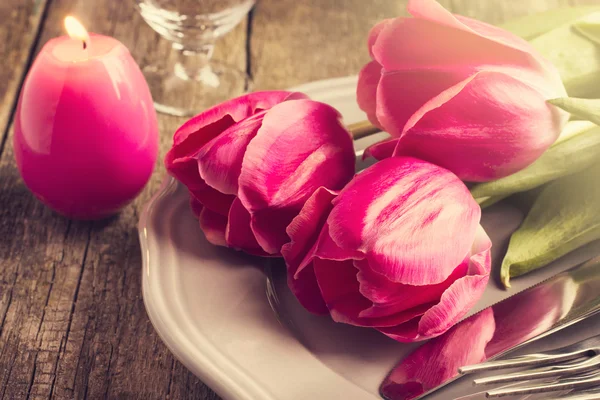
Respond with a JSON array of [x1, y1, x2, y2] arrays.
[[83, 40, 87, 50]]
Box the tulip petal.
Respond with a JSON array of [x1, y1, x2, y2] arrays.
[[380, 308, 495, 398], [282, 186, 366, 316], [225, 197, 269, 256], [376, 69, 469, 137], [289, 261, 328, 315], [282, 187, 337, 314], [282, 187, 337, 276], [312, 258, 366, 321], [373, 12, 536, 75], [357, 61, 384, 129], [313, 258, 428, 328], [409, 0, 527, 54], [198, 207, 228, 247], [408, 0, 538, 56], [368, 19, 394, 58], [173, 91, 303, 148], [363, 137, 397, 160], [395, 71, 565, 181], [189, 179, 235, 216], [189, 195, 203, 218], [250, 207, 300, 256], [328, 157, 480, 285], [416, 226, 492, 340], [166, 91, 302, 182], [405, 0, 563, 94], [239, 99, 355, 254], [196, 112, 265, 195], [356, 259, 469, 319], [315, 223, 365, 261]]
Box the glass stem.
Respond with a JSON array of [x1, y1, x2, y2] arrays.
[[173, 42, 218, 85]]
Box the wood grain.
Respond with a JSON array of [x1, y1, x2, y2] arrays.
[[0, 0, 50, 153], [2, 0, 600, 399], [0, 0, 243, 399]]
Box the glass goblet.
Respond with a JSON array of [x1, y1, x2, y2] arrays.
[[136, 0, 255, 116]]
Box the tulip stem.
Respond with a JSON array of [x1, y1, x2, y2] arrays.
[[347, 120, 382, 140]]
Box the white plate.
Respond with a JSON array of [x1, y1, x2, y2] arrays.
[[139, 76, 600, 400]]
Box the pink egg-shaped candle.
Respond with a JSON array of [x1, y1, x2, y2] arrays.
[[14, 17, 159, 220]]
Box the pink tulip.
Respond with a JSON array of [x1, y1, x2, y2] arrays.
[[165, 91, 356, 256], [357, 0, 569, 182], [282, 157, 492, 342]]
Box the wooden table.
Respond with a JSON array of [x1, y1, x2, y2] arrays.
[[0, 0, 598, 398]]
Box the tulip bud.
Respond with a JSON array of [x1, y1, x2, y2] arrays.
[[282, 157, 492, 342], [357, 0, 569, 182], [165, 91, 356, 256]]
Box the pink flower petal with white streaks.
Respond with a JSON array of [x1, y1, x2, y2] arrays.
[[196, 112, 265, 195], [315, 222, 365, 261], [357, 61, 384, 129], [380, 308, 495, 399], [165, 91, 303, 182], [394, 71, 566, 181], [199, 207, 228, 247], [238, 99, 355, 254], [172, 91, 304, 148], [225, 197, 269, 256], [313, 258, 428, 328], [355, 259, 468, 319], [328, 157, 480, 285], [415, 226, 492, 340]]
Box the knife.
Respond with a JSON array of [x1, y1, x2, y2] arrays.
[[379, 255, 600, 400]]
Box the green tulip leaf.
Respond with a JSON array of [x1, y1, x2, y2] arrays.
[[500, 164, 600, 288], [470, 121, 600, 199], [500, 6, 600, 40], [549, 97, 600, 126], [531, 13, 600, 98]]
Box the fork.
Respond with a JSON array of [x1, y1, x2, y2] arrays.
[[458, 334, 600, 398]]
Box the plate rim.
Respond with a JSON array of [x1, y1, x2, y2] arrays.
[[139, 177, 278, 400], [139, 75, 372, 400]]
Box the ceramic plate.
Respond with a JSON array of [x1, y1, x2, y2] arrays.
[[139, 76, 600, 400]]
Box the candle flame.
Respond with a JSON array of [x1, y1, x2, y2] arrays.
[[64, 16, 90, 48]]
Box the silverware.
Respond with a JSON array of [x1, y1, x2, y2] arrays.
[[379, 256, 600, 400], [461, 333, 600, 398]]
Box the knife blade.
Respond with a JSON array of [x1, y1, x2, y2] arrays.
[[379, 255, 600, 400]]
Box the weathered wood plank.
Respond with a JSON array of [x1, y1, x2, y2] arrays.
[[0, 0, 50, 155], [250, 0, 407, 90], [0, 0, 246, 399], [2, 0, 597, 399], [249, 0, 591, 91]]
